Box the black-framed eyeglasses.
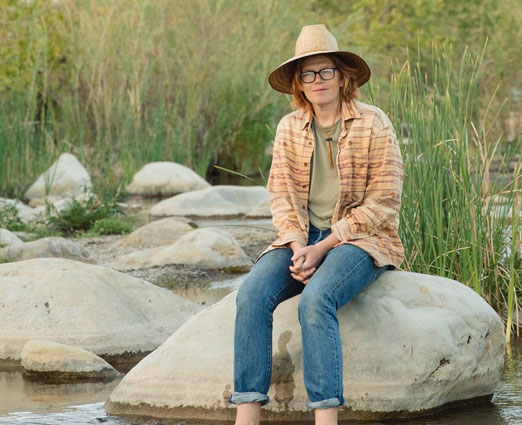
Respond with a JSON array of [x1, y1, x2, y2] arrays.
[[299, 67, 337, 83]]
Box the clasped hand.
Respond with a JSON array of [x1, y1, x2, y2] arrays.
[[289, 244, 327, 284]]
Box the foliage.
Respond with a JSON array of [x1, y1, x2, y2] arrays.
[[0, 203, 25, 232], [384, 44, 522, 341], [45, 192, 121, 235], [1, 0, 520, 196], [87, 217, 135, 236]]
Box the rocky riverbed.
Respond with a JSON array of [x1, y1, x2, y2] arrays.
[[72, 219, 276, 290]]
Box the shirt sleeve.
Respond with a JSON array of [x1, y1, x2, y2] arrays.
[[331, 120, 403, 241], [267, 122, 307, 247]]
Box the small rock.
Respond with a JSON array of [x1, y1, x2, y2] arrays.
[[114, 218, 193, 249], [0, 198, 43, 223], [126, 162, 210, 197], [245, 201, 272, 219], [0, 229, 23, 248], [25, 153, 93, 205], [0, 237, 98, 263], [150, 185, 270, 219], [21, 340, 119, 381], [106, 227, 252, 272]]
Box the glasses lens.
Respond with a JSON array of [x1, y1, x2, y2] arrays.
[[320, 68, 335, 80], [300, 72, 315, 83]]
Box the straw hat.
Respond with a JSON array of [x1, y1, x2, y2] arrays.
[[268, 24, 371, 94]]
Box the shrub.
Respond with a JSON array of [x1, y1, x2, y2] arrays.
[[89, 217, 134, 236], [45, 192, 121, 235], [0, 203, 25, 232]]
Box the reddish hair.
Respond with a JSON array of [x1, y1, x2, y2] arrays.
[[290, 53, 360, 114]]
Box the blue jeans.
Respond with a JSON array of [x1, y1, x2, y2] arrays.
[[230, 224, 389, 409]]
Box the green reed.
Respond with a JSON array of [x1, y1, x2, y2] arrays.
[[0, 0, 297, 196], [386, 43, 521, 341]]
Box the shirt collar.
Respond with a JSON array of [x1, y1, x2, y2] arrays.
[[300, 99, 362, 131]]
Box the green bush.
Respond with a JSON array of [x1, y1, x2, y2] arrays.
[[0, 203, 25, 232], [89, 217, 134, 236], [45, 192, 121, 235]]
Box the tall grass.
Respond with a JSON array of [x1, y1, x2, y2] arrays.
[[386, 44, 522, 341], [0, 0, 301, 196]]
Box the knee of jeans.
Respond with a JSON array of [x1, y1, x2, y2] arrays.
[[236, 280, 270, 315], [236, 282, 254, 313], [298, 290, 331, 327]]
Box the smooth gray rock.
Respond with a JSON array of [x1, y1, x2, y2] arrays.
[[0, 258, 203, 364], [0, 229, 23, 248], [106, 227, 252, 272], [0, 237, 98, 264], [25, 153, 93, 205], [106, 271, 504, 422], [114, 218, 193, 249], [126, 162, 210, 197], [21, 340, 119, 381], [149, 185, 270, 219], [0, 198, 43, 224]]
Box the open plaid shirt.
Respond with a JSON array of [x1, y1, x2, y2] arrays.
[[259, 99, 405, 269]]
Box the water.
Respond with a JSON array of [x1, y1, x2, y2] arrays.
[[0, 338, 520, 425], [171, 275, 245, 305]]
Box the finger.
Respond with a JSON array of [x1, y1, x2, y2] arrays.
[[292, 268, 315, 282], [301, 260, 312, 270], [289, 264, 304, 273], [291, 251, 304, 261], [291, 258, 305, 272], [291, 272, 304, 282], [294, 256, 305, 268], [303, 267, 316, 277]]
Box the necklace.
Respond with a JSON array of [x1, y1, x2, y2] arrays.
[[314, 105, 341, 168]]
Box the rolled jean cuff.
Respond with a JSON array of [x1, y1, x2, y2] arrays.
[[306, 397, 343, 410], [229, 391, 269, 406]]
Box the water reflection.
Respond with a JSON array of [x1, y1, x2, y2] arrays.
[[0, 370, 121, 416], [170, 275, 245, 306]]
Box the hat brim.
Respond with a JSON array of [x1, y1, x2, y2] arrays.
[[268, 50, 371, 94]]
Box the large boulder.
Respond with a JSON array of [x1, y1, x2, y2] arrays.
[[0, 258, 202, 366], [114, 218, 193, 249], [150, 185, 270, 219], [24, 153, 93, 205], [106, 227, 252, 272], [126, 162, 210, 197], [106, 271, 504, 422], [0, 237, 98, 264], [21, 340, 119, 381], [0, 229, 23, 248]]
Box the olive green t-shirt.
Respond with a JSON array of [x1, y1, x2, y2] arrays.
[[308, 117, 342, 230]]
